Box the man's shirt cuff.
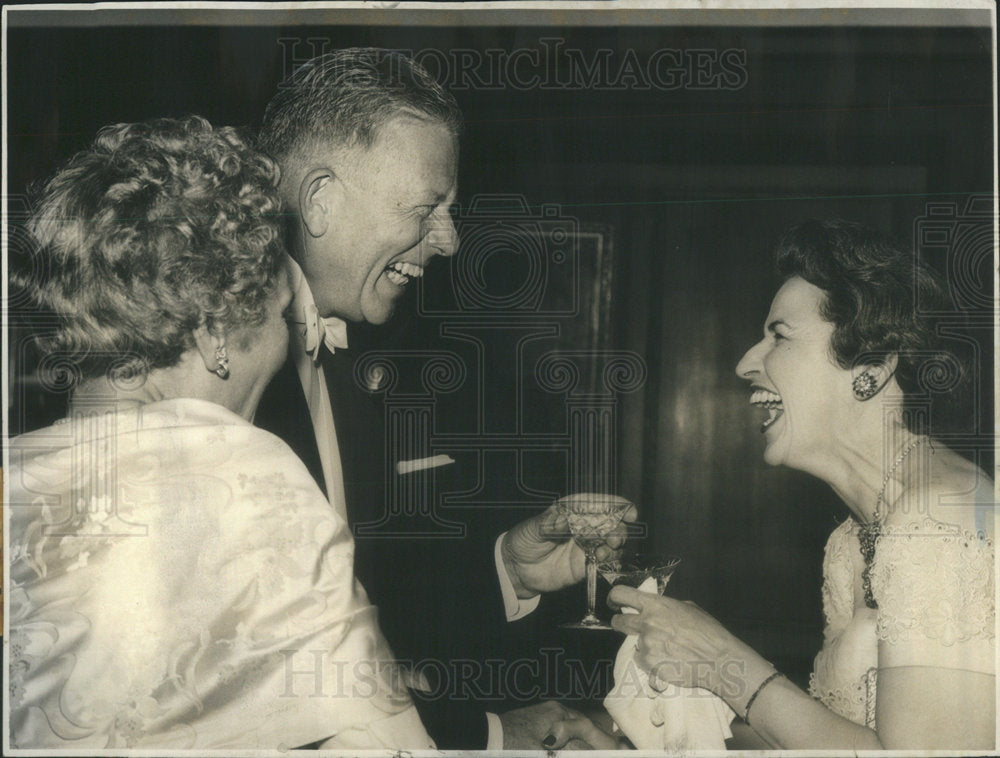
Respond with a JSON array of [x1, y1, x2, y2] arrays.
[[495, 533, 540, 621]]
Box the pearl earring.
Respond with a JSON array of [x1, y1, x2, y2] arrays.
[[214, 346, 230, 380]]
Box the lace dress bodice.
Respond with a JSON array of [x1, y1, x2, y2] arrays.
[[808, 517, 994, 727]]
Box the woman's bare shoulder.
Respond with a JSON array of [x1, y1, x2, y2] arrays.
[[887, 442, 994, 539]]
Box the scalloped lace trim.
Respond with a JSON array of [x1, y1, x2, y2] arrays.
[[871, 517, 994, 645], [808, 667, 877, 727]]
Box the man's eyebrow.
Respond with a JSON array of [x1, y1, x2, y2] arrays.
[[403, 192, 444, 206], [766, 319, 789, 332], [415, 192, 456, 209]]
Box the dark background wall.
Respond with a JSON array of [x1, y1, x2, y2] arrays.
[[6, 11, 994, 688]]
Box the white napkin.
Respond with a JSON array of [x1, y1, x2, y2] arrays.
[[603, 578, 736, 751]]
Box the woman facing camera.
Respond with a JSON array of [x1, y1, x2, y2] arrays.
[[611, 220, 994, 749], [7, 116, 431, 750]]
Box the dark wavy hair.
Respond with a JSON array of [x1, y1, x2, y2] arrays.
[[258, 47, 463, 164], [16, 115, 285, 381], [775, 218, 958, 404]]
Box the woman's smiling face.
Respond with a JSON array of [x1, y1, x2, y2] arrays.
[[735, 276, 857, 471]]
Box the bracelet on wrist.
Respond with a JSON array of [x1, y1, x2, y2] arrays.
[[744, 671, 784, 726]]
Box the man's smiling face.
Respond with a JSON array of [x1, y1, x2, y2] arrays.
[[299, 113, 459, 324]]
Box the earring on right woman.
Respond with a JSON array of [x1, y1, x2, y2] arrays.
[[852, 371, 878, 400]]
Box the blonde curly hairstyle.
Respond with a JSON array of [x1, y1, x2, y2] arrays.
[[17, 115, 285, 381]]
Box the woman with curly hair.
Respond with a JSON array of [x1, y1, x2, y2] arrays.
[[7, 116, 432, 750], [607, 220, 993, 750]]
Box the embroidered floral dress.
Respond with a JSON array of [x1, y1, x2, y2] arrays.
[[808, 515, 995, 728], [7, 398, 432, 750]]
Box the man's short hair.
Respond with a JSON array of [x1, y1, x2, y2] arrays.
[[259, 47, 463, 165]]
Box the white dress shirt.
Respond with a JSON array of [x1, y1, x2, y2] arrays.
[[284, 257, 350, 521]]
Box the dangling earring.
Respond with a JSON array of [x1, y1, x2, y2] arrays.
[[214, 346, 230, 380], [852, 371, 877, 400]]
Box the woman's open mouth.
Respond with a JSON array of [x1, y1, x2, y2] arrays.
[[750, 388, 784, 433]]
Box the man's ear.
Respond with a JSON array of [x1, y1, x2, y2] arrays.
[[851, 353, 898, 400], [192, 324, 226, 373], [298, 167, 337, 239]]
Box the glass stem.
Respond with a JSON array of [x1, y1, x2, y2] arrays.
[[586, 554, 598, 618]]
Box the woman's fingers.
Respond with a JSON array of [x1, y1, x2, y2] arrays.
[[607, 584, 654, 612], [610, 612, 642, 635]]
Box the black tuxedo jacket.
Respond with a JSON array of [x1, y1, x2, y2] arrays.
[[255, 336, 622, 749]]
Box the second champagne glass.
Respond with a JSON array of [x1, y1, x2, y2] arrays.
[[600, 552, 681, 595]]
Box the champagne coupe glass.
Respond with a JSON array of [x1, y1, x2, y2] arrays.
[[599, 552, 682, 595], [557, 493, 633, 629]]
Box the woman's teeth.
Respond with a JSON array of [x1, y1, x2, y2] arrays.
[[384, 261, 424, 287], [750, 389, 784, 432], [761, 406, 784, 431]]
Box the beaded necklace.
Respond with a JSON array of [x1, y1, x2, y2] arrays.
[[857, 436, 928, 609]]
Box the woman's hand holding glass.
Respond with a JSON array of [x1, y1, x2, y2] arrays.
[[608, 586, 774, 708]]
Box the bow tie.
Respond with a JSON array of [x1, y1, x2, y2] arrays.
[[295, 303, 349, 361]]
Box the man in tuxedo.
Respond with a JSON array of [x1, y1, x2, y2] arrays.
[[254, 48, 627, 750]]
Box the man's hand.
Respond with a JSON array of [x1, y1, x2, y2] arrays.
[[501, 494, 638, 598], [499, 702, 620, 750]]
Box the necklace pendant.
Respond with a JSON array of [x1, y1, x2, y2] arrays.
[[856, 519, 880, 609], [862, 565, 878, 609]]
